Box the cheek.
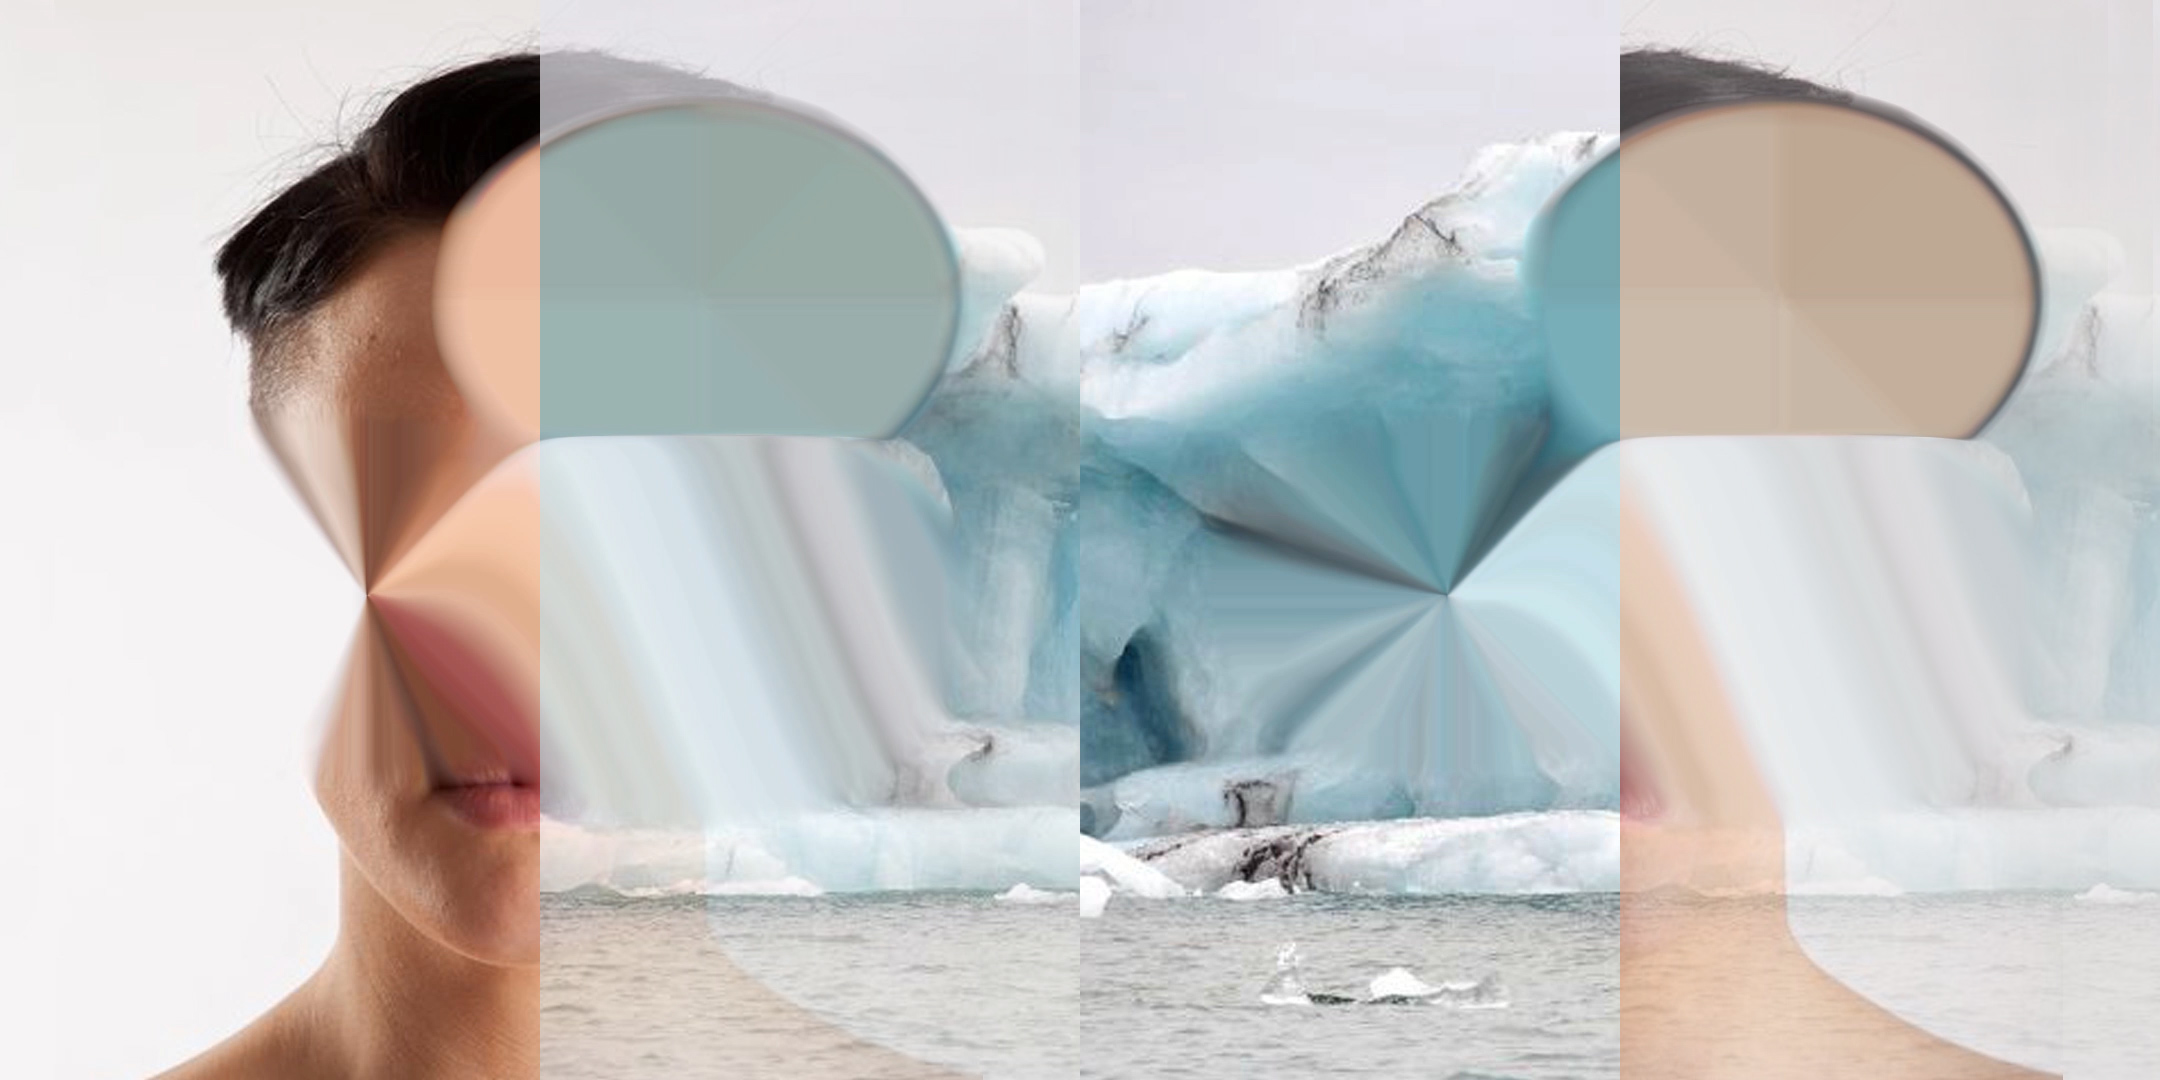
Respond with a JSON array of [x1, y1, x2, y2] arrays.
[[313, 618, 540, 965]]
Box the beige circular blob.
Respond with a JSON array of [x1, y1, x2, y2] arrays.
[[435, 145, 541, 444], [1618, 100, 2037, 437]]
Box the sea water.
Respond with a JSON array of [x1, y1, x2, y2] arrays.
[[541, 890, 2156, 1078]]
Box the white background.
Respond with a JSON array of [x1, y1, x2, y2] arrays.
[[0, 6, 534, 1077], [3, 1, 2150, 1076]]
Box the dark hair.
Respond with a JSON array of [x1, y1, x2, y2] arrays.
[[215, 54, 539, 353], [1621, 47, 1854, 133], [219, 47, 1841, 359], [214, 49, 756, 373]]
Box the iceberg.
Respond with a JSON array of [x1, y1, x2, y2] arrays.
[[1366, 968, 1507, 1008], [1078, 875, 1112, 919], [994, 883, 1073, 905], [534, 119, 2153, 897], [1215, 878, 1288, 901], [1078, 833, 1187, 899], [895, 135, 1625, 857], [1128, 812, 1619, 895]]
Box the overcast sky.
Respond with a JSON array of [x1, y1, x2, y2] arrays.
[[540, 0, 1620, 290]]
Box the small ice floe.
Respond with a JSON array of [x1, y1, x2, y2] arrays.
[[1079, 834, 1186, 899], [1079, 875, 1112, 919], [1261, 943, 1507, 1008], [2075, 883, 2157, 904], [1216, 877, 1289, 901], [706, 876, 825, 897], [1366, 968, 1508, 1008], [1367, 967, 1445, 1000], [995, 883, 1074, 905], [1260, 942, 1314, 1006], [613, 879, 705, 899]]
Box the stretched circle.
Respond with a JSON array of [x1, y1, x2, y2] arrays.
[[1528, 98, 2038, 442], [437, 99, 959, 441]]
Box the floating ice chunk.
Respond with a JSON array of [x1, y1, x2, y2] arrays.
[[1079, 834, 1188, 899], [1215, 877, 1288, 901], [1367, 967, 1442, 1000], [1364, 967, 1507, 1005], [1259, 942, 1313, 1006], [1078, 875, 1112, 919], [706, 877, 825, 897], [2076, 883, 2157, 904], [995, 883, 1074, 905], [1132, 812, 1618, 895], [612, 880, 705, 899]]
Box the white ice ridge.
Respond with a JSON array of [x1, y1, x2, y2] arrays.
[[908, 135, 1631, 851], [1126, 811, 1619, 896], [993, 883, 1073, 904], [1079, 833, 1187, 899], [1260, 943, 1507, 1007], [2075, 883, 2157, 904]]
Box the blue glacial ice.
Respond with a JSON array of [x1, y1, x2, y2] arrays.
[[538, 127, 2158, 897]]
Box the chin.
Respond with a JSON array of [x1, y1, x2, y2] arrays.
[[421, 823, 541, 966]]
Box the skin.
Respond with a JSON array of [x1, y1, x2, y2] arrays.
[[158, 231, 539, 1080], [1618, 450, 2054, 1080], [160, 230, 963, 1079]]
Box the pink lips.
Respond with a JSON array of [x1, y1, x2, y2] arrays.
[[370, 595, 541, 784], [433, 778, 541, 830]]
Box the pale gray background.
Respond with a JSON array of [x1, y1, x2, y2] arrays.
[[3, 1, 2152, 1077], [0, 6, 530, 1078]]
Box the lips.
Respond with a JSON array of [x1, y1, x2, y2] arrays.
[[370, 594, 542, 784], [432, 776, 541, 830], [363, 446, 543, 824]]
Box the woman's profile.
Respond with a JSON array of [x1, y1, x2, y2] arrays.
[[160, 52, 965, 1080]]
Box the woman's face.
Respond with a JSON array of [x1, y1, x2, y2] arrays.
[[253, 230, 541, 966]]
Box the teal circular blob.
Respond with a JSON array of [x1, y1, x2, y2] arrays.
[[1523, 146, 1622, 455], [539, 101, 959, 438]]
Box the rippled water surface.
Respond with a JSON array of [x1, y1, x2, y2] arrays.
[[544, 890, 2156, 1079], [1082, 894, 1617, 1080]]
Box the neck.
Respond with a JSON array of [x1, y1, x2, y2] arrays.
[[289, 854, 538, 1079]]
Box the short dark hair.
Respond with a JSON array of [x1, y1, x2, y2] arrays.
[[218, 47, 1846, 368], [214, 49, 756, 387], [1621, 47, 1853, 133], [214, 54, 539, 355]]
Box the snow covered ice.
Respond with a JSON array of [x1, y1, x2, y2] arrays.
[[535, 127, 2157, 898]]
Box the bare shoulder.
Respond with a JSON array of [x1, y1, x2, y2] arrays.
[[150, 997, 327, 1080]]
